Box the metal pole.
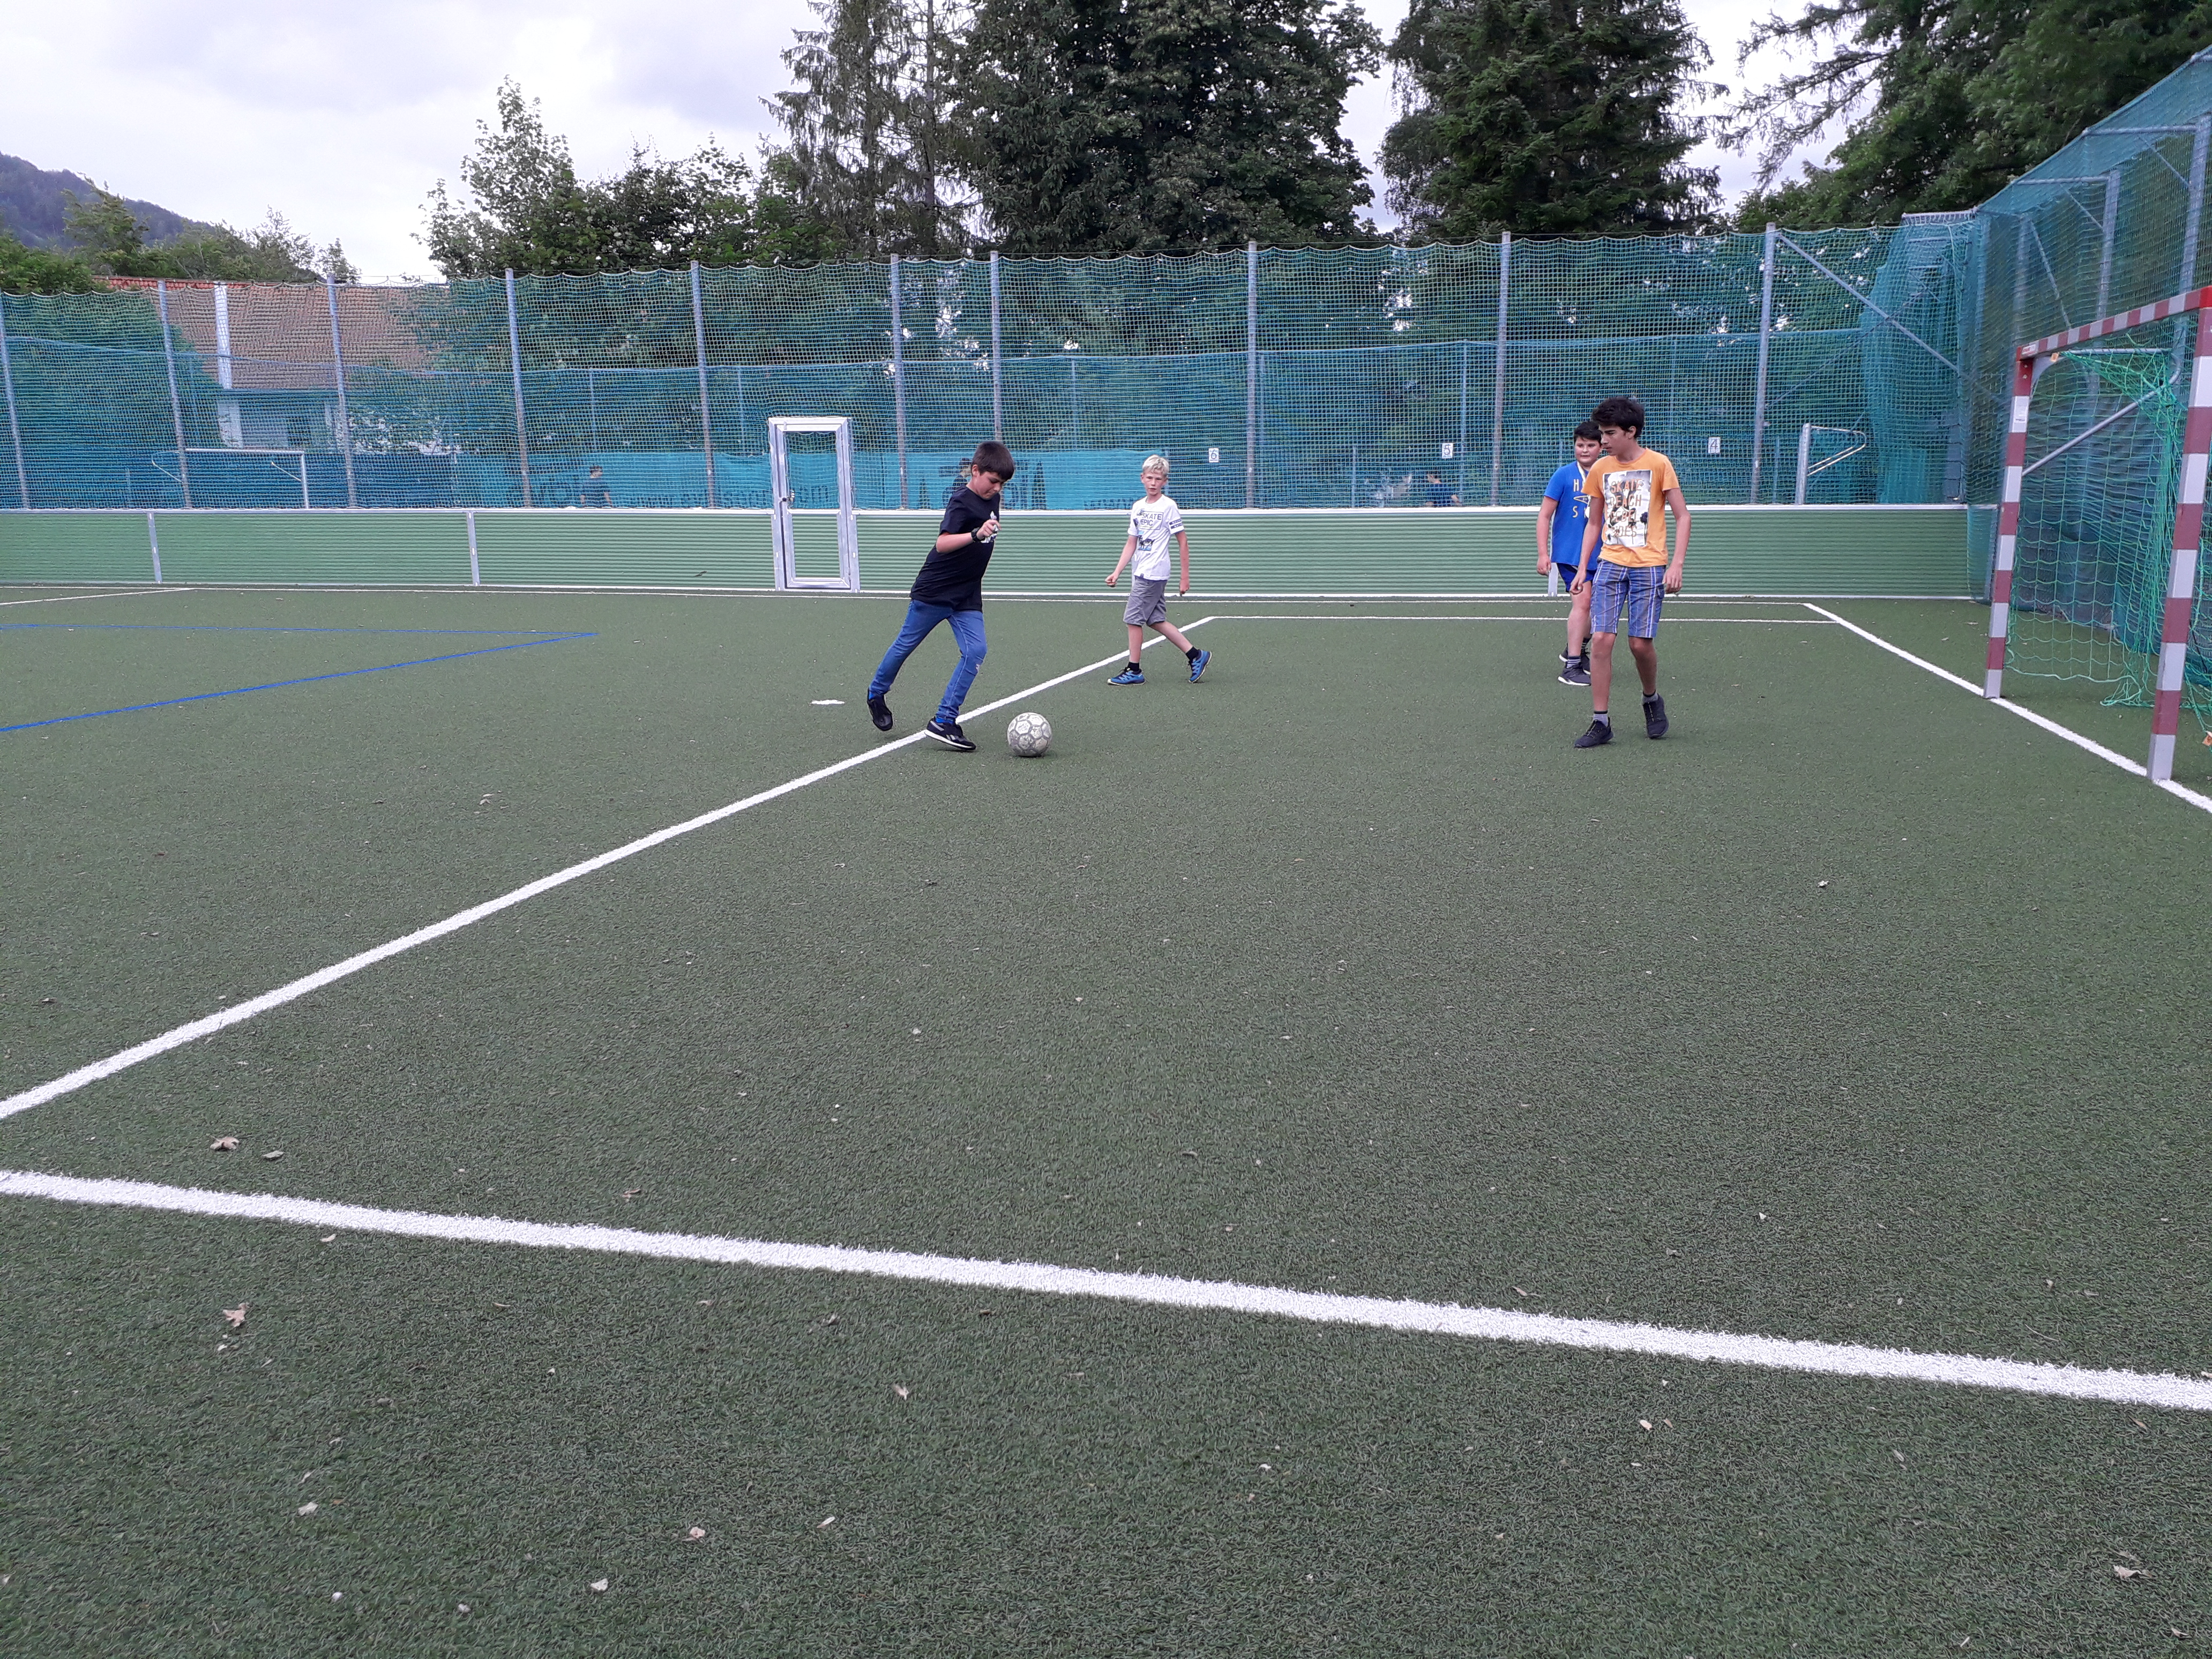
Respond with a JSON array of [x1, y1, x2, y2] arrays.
[[1795, 422, 1813, 505], [990, 251, 1004, 443], [2181, 116, 2210, 296], [1748, 223, 1778, 504], [1489, 231, 1510, 505], [2148, 304, 2212, 781], [1456, 338, 1469, 503], [324, 275, 358, 510], [504, 270, 532, 509], [1245, 241, 1258, 509], [889, 253, 908, 510], [156, 280, 192, 509], [690, 261, 718, 509], [2095, 170, 2120, 318], [0, 294, 28, 510], [1984, 353, 2037, 698]]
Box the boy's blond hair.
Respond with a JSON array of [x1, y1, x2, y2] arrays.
[[1142, 454, 1169, 475]]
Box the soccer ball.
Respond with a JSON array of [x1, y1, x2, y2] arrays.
[[1006, 711, 1052, 757]]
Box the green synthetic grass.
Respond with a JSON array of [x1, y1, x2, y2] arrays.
[[4, 586, 2211, 1655]]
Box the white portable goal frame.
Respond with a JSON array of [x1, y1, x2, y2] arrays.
[[1986, 286, 2212, 782], [766, 417, 860, 592]]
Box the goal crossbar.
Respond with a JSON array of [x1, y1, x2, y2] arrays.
[[1986, 284, 2212, 783]]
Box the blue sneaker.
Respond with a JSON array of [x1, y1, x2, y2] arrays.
[[1189, 648, 1210, 682], [1108, 665, 1145, 685]]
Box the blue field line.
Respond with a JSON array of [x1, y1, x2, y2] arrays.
[[2, 632, 593, 735], [0, 623, 583, 638]]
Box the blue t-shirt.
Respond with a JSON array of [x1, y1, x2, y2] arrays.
[[1544, 462, 1591, 572]]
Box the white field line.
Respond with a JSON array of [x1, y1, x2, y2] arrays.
[[5, 1167, 2209, 1413], [1205, 614, 1836, 624], [0, 625, 1205, 1125], [0, 588, 190, 608], [1804, 603, 2212, 818]]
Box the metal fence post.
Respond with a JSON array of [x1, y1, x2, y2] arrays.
[[324, 275, 358, 510], [990, 251, 1004, 444], [156, 279, 192, 509], [2095, 170, 2120, 318], [690, 261, 718, 509], [1456, 338, 1469, 504], [1747, 222, 1778, 504], [1489, 231, 1511, 505], [0, 294, 28, 510], [504, 270, 532, 509], [2182, 115, 2210, 295], [1245, 241, 1258, 509], [890, 253, 909, 510]]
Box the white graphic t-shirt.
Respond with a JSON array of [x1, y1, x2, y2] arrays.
[[1127, 494, 1185, 581]]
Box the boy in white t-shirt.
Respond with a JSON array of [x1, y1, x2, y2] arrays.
[[1103, 455, 1209, 684]]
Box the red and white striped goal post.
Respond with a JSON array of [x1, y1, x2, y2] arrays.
[[1986, 285, 2212, 784]]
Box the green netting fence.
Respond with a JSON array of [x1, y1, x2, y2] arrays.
[[0, 227, 1970, 516], [0, 46, 2207, 564]]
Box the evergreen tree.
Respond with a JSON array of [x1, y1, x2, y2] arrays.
[[1729, 0, 2211, 227], [1382, 0, 1717, 240], [957, 0, 1381, 255], [766, 0, 973, 259]]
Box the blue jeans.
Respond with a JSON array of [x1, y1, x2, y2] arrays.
[[869, 601, 987, 723]]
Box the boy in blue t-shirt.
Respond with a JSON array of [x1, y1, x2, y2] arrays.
[[1537, 420, 1603, 685]]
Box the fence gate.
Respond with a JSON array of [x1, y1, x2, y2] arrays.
[[768, 417, 860, 592]]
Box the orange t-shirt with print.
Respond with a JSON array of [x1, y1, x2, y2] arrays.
[[1581, 449, 1681, 569]]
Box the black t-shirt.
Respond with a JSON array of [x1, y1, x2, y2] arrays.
[[910, 485, 1002, 610]]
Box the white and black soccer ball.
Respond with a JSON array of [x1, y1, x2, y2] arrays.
[[1006, 711, 1052, 757]]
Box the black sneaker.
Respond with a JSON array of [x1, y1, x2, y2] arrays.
[[1558, 661, 1591, 686], [924, 718, 975, 752], [1574, 719, 1612, 749], [868, 693, 893, 732], [1643, 695, 1669, 740]]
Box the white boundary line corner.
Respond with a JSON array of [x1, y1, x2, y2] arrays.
[[1805, 603, 2212, 815]]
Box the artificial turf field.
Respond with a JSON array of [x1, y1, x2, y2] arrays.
[[3, 580, 2211, 1656]]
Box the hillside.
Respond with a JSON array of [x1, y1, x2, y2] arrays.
[[0, 152, 199, 249]]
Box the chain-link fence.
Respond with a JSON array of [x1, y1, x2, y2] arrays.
[[1, 48, 2206, 521]]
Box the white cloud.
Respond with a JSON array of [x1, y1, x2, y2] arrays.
[[2, 0, 798, 279], [1, 0, 1836, 276]]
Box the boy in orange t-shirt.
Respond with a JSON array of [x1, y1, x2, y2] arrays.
[[1567, 395, 1691, 747]]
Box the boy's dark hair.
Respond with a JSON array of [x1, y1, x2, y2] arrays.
[[1572, 420, 1602, 442], [972, 440, 1016, 480], [1591, 397, 1644, 437]]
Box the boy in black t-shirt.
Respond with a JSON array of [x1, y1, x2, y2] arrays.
[[866, 440, 1015, 751]]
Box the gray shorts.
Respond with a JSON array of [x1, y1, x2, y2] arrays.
[[1124, 575, 1170, 626]]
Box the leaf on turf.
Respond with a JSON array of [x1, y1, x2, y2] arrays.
[[818, 1516, 835, 1528], [1639, 1420, 1653, 1431], [589, 1578, 609, 1592], [621, 1188, 642, 1200], [210, 1137, 240, 1151], [893, 1384, 910, 1399], [2114, 1565, 2147, 1579], [223, 1304, 248, 1329], [1892, 1449, 1907, 1466], [687, 1527, 706, 1540], [296, 1501, 317, 1516], [261, 1150, 284, 1161]]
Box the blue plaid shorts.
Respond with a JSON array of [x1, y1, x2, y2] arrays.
[[1589, 561, 1667, 639]]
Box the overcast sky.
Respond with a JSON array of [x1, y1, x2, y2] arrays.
[[3, 0, 1820, 281]]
